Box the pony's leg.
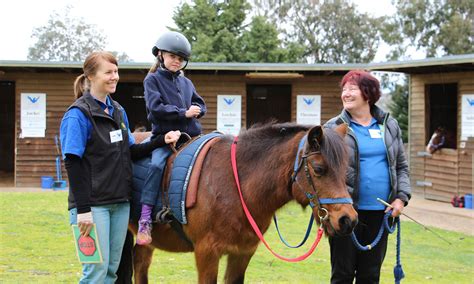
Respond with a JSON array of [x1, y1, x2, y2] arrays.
[[116, 230, 134, 284], [224, 253, 254, 284], [133, 244, 154, 284], [195, 245, 220, 284]]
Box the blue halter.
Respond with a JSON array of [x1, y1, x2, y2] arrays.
[[292, 135, 353, 208], [273, 134, 353, 248]]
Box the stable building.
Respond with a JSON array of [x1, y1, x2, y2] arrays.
[[0, 61, 361, 187], [375, 54, 474, 202], [1, 55, 473, 203]]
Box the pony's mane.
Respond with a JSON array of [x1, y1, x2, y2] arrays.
[[240, 122, 310, 146], [236, 122, 309, 165], [238, 122, 348, 178], [319, 128, 348, 177]]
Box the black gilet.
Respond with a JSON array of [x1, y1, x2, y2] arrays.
[[67, 93, 132, 210]]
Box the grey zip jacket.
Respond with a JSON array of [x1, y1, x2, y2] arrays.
[[324, 105, 411, 209]]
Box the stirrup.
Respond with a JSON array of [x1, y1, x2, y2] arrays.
[[155, 207, 172, 224]]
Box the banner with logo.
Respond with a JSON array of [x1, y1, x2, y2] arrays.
[[21, 93, 46, 137], [297, 95, 321, 125], [461, 94, 474, 140], [217, 95, 241, 135]]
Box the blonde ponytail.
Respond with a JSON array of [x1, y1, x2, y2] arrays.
[[73, 74, 87, 99], [149, 60, 160, 73]]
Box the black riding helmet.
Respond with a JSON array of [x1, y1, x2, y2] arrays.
[[152, 31, 191, 70]]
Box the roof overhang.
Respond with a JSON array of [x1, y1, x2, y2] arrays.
[[1, 54, 473, 75]]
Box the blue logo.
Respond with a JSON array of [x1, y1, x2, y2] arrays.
[[224, 98, 235, 105], [27, 96, 40, 103], [467, 98, 474, 106], [303, 98, 315, 105]]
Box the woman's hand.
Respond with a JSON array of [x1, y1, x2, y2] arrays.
[[185, 105, 201, 118], [165, 130, 181, 146], [77, 211, 94, 236], [385, 198, 405, 217]]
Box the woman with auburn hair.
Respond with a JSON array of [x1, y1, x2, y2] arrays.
[[60, 51, 179, 283], [324, 70, 411, 283]]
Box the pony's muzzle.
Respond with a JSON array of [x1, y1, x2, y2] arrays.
[[337, 214, 358, 236]]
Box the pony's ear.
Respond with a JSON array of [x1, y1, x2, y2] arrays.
[[334, 123, 348, 138], [307, 125, 323, 150]]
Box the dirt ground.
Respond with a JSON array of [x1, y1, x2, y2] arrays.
[[402, 193, 473, 236], [0, 185, 472, 236]]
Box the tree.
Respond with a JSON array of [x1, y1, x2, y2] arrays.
[[389, 83, 409, 143], [173, 0, 249, 62], [241, 16, 304, 62], [252, 0, 383, 63], [382, 0, 474, 59], [28, 6, 131, 62], [172, 0, 303, 62], [375, 72, 409, 143]]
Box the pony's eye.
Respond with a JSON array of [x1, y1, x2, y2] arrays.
[[311, 162, 327, 176]]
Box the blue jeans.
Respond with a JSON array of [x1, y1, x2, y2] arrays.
[[141, 146, 172, 206], [69, 202, 130, 284]]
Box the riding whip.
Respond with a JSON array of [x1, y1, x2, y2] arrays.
[[377, 198, 452, 245]]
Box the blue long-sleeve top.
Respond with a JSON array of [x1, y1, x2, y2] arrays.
[[144, 68, 206, 137]]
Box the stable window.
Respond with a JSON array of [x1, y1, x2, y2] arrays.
[[112, 83, 149, 132], [425, 83, 457, 149]]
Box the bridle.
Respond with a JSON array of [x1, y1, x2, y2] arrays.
[[290, 135, 353, 222], [230, 133, 352, 261]]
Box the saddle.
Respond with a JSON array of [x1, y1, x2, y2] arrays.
[[131, 132, 223, 224]]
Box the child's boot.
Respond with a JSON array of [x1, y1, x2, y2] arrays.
[[137, 204, 153, 245]]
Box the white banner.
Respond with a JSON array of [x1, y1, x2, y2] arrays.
[[297, 95, 321, 125], [217, 95, 241, 135], [461, 94, 474, 140], [21, 93, 46, 138]]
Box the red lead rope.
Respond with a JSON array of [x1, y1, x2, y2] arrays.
[[230, 136, 324, 262]]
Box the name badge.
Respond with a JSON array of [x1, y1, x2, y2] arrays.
[[368, 129, 382, 139], [110, 129, 123, 143]]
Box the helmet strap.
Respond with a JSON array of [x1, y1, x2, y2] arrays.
[[157, 51, 189, 72]]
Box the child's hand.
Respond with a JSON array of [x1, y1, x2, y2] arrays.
[[165, 130, 181, 145], [185, 105, 201, 118]]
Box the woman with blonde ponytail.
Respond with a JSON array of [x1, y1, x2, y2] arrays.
[[59, 51, 180, 283]]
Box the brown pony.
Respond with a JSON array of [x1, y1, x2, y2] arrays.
[[426, 127, 456, 154], [126, 122, 358, 283]]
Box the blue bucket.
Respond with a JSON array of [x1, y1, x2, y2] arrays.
[[41, 176, 54, 189], [465, 194, 473, 209]]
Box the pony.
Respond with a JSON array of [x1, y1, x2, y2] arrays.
[[125, 122, 358, 283], [426, 127, 456, 154]]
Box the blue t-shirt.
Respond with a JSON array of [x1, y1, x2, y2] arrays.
[[60, 95, 135, 159], [351, 118, 390, 210]]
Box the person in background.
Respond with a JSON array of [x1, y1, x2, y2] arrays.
[[136, 31, 207, 245], [324, 70, 411, 284], [60, 51, 180, 283], [132, 121, 147, 133]]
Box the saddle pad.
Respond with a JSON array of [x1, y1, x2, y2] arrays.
[[131, 132, 223, 224], [168, 132, 223, 224], [185, 136, 221, 208]]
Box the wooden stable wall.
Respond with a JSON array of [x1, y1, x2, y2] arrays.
[[409, 71, 474, 202], [3, 70, 343, 187], [6, 72, 77, 187], [189, 73, 343, 131]]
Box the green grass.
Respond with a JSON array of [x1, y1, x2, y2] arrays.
[[0, 192, 473, 283]]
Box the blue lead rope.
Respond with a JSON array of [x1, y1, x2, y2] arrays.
[[273, 214, 314, 248], [351, 211, 404, 283]]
